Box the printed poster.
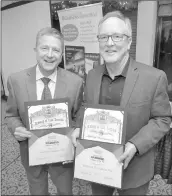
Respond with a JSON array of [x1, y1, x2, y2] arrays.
[[58, 3, 103, 72], [85, 53, 100, 74], [65, 45, 86, 79]]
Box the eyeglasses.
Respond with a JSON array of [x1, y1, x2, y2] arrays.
[[97, 33, 130, 42]]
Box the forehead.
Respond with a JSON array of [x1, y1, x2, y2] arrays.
[[99, 17, 127, 34], [37, 35, 62, 47]]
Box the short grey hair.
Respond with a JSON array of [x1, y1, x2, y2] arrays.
[[36, 27, 64, 50], [98, 11, 132, 37]]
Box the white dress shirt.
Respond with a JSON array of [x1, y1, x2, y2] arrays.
[[36, 66, 57, 100]]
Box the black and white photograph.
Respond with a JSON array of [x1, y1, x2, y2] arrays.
[[1, 0, 172, 195]]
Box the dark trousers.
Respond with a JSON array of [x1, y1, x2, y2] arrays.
[[20, 141, 73, 195], [91, 181, 149, 195], [26, 163, 73, 195]]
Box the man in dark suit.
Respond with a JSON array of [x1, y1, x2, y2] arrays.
[[72, 11, 171, 195], [5, 27, 83, 195]]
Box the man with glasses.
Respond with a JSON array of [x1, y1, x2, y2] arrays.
[[72, 11, 171, 195]]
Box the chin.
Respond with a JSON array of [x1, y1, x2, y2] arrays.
[[43, 64, 57, 70], [104, 57, 118, 64], [106, 54, 125, 63], [42, 67, 52, 71], [41, 66, 56, 73]]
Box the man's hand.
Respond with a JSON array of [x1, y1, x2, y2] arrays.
[[118, 142, 137, 169], [14, 126, 32, 141], [71, 128, 80, 147], [63, 128, 80, 165]]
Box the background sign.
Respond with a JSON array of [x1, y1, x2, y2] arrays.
[[58, 3, 103, 73]]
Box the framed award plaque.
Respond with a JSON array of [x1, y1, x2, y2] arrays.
[[80, 104, 127, 144]]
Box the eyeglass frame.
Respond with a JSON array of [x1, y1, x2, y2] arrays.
[[97, 33, 131, 43]]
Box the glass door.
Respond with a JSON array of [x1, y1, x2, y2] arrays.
[[155, 16, 172, 101]]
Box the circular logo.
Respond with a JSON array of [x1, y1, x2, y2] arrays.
[[62, 24, 78, 42]]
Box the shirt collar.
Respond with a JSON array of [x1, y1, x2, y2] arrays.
[[36, 65, 57, 83], [103, 57, 130, 78]]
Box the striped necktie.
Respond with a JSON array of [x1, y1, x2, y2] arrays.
[[41, 77, 52, 100]]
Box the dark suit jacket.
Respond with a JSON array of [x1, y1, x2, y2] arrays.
[[83, 58, 172, 189], [5, 66, 83, 166]]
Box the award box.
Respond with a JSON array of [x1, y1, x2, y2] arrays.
[[25, 98, 74, 166], [74, 139, 124, 189]]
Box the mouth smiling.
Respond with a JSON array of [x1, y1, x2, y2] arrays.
[[105, 50, 117, 55], [44, 59, 55, 63]]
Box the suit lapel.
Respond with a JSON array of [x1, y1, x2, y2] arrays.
[[26, 67, 67, 100], [26, 66, 37, 101], [54, 68, 67, 99], [120, 58, 139, 108], [93, 59, 139, 108], [93, 65, 105, 104]]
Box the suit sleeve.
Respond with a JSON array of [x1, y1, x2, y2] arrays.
[[5, 76, 24, 134], [130, 71, 172, 155], [74, 71, 93, 128], [71, 78, 84, 128]]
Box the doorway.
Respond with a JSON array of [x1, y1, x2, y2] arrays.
[[155, 16, 172, 101]]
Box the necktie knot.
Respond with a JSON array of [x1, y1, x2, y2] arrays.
[[41, 77, 51, 85]]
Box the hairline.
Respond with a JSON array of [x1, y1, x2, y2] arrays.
[[35, 27, 64, 51], [98, 12, 132, 37]]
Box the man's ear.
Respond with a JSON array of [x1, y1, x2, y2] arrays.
[[60, 52, 64, 59], [127, 37, 132, 50]]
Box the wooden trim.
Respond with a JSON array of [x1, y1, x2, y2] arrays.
[[49, 0, 53, 27], [153, 4, 159, 67], [1, 1, 35, 11], [154, 17, 162, 68]]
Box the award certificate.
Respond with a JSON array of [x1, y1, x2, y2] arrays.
[[74, 139, 124, 189], [81, 104, 127, 144], [25, 98, 74, 166]]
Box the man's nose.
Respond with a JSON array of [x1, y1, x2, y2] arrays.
[[106, 36, 114, 46], [47, 49, 53, 57]]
